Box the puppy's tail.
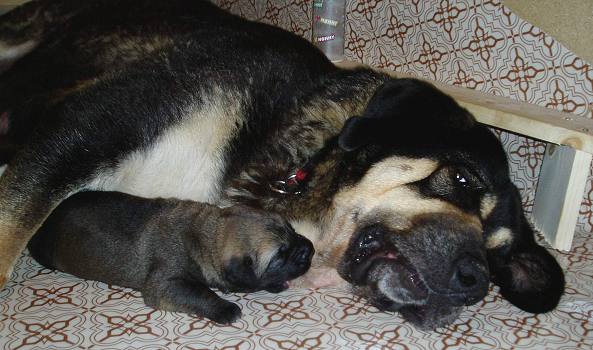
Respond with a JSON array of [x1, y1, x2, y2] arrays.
[[0, 0, 84, 71]]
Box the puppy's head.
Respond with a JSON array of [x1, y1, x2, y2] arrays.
[[215, 206, 314, 293], [318, 78, 564, 329]]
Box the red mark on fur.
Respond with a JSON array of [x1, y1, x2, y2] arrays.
[[0, 111, 9, 135], [295, 169, 308, 182]]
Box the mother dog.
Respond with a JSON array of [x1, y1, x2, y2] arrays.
[[0, 0, 563, 329]]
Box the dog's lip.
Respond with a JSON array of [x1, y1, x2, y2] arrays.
[[352, 248, 399, 279], [352, 246, 428, 295]]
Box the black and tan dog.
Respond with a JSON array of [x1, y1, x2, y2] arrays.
[[0, 0, 564, 329], [27, 191, 313, 323]]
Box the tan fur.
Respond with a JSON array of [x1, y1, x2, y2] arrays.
[[0, 224, 27, 287], [289, 219, 323, 250], [0, 164, 71, 285], [480, 194, 498, 219], [0, 40, 36, 63], [485, 227, 513, 249]]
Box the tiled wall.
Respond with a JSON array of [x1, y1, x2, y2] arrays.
[[213, 0, 593, 234]]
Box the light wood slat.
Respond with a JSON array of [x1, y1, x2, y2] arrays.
[[532, 146, 591, 251]]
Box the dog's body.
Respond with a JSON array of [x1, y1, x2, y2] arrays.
[[28, 191, 313, 323], [0, 0, 564, 329]]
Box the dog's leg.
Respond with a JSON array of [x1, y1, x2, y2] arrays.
[[144, 276, 242, 324], [0, 105, 156, 288], [0, 142, 95, 287]]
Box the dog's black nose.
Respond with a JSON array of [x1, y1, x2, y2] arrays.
[[448, 254, 489, 306], [291, 239, 314, 267]]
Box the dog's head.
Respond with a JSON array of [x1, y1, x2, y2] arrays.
[[210, 206, 314, 293], [322, 78, 564, 329]]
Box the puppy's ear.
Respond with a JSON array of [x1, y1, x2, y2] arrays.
[[485, 185, 565, 313]]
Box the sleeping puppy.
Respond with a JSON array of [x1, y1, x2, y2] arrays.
[[27, 191, 314, 324]]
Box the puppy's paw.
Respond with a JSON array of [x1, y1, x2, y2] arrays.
[[207, 301, 242, 324]]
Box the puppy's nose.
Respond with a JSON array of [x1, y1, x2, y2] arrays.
[[448, 254, 489, 306], [291, 240, 314, 267]]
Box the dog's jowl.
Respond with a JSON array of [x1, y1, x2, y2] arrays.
[[28, 191, 313, 323], [0, 0, 564, 329]]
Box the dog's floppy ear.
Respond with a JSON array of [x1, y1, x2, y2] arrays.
[[338, 116, 379, 151], [484, 184, 565, 313], [337, 78, 475, 151]]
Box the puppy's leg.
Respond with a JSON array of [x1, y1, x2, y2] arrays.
[[144, 276, 241, 324]]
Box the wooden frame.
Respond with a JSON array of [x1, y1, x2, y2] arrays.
[[532, 146, 591, 251]]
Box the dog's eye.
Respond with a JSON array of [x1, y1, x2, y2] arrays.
[[454, 172, 469, 188], [451, 167, 486, 191]]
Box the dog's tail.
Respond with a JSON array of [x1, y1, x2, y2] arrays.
[[0, 0, 85, 71]]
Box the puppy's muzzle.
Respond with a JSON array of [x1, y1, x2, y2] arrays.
[[289, 237, 314, 270]]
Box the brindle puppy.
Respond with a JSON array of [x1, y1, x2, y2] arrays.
[[28, 191, 314, 324]]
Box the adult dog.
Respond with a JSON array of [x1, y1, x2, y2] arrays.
[[0, 0, 563, 329]]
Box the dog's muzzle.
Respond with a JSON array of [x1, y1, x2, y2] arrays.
[[341, 214, 489, 329]]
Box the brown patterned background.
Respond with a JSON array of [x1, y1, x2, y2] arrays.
[[1, 1, 592, 349]]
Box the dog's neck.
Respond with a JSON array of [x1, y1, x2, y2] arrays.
[[223, 68, 385, 214], [222, 69, 388, 282]]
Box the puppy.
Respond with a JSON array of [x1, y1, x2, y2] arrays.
[[28, 191, 314, 323]]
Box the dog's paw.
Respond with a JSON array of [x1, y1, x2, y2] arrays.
[[207, 301, 242, 324], [0, 274, 7, 290]]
